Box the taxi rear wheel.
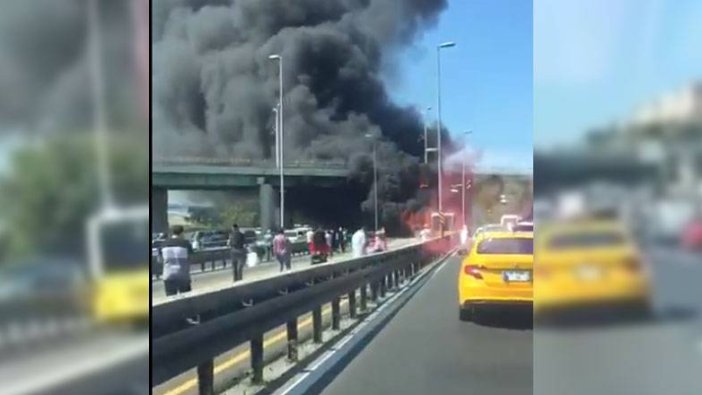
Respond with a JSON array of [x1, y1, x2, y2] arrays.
[[459, 306, 473, 321]]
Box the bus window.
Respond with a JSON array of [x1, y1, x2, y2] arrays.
[[100, 220, 148, 272]]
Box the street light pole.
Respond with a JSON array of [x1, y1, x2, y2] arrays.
[[272, 106, 279, 168], [436, 41, 455, 214], [269, 54, 284, 229], [88, 0, 114, 211], [366, 134, 379, 232], [462, 131, 472, 228], [424, 106, 432, 164]]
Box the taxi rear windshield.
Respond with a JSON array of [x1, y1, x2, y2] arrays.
[[548, 232, 626, 249], [477, 238, 533, 254]]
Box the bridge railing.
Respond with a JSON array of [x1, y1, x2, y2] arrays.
[[152, 156, 348, 169], [151, 235, 454, 393], [151, 241, 310, 278]]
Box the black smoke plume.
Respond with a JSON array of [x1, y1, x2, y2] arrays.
[[153, 0, 451, 233], [0, 0, 141, 134]]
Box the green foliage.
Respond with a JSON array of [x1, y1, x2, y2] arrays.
[[187, 206, 221, 228], [220, 203, 258, 228], [0, 133, 148, 261]]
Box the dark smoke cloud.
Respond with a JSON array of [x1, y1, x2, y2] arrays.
[[0, 0, 140, 134], [154, 0, 450, 230]]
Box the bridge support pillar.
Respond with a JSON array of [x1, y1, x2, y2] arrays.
[[312, 307, 323, 343], [348, 290, 357, 318], [286, 319, 298, 362], [331, 297, 341, 330], [259, 180, 275, 230], [197, 359, 214, 395], [360, 285, 368, 311], [251, 334, 264, 384], [152, 187, 168, 233]]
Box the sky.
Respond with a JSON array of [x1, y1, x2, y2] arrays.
[[534, 0, 702, 148], [388, 0, 534, 173]]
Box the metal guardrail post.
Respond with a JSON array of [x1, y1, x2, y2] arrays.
[[197, 360, 214, 395], [312, 307, 323, 343], [371, 282, 378, 302], [348, 290, 357, 318], [379, 277, 386, 298], [251, 334, 264, 384], [360, 285, 368, 311], [331, 297, 341, 330], [286, 319, 298, 362]]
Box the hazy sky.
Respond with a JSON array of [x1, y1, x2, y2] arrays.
[[390, 0, 533, 173], [534, 0, 702, 148]]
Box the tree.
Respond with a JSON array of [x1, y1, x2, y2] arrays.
[[187, 206, 220, 228], [220, 204, 258, 228], [0, 133, 148, 262]]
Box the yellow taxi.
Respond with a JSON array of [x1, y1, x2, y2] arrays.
[[534, 219, 652, 316], [458, 230, 533, 321]]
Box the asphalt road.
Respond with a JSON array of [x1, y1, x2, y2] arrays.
[[318, 245, 702, 395], [152, 238, 418, 305], [319, 254, 534, 395], [1, 329, 148, 395], [534, 245, 702, 395]]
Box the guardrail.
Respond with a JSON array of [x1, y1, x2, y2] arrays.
[[151, 242, 311, 278], [0, 291, 91, 356], [152, 236, 453, 393]]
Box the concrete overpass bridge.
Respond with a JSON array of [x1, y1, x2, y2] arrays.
[[152, 158, 349, 232], [151, 158, 532, 232]]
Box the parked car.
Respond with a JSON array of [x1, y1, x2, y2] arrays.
[[681, 217, 702, 251], [191, 230, 229, 250]]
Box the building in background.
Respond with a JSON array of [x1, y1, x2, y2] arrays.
[[585, 81, 702, 199]]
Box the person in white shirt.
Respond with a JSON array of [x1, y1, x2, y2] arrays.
[[325, 230, 333, 257], [351, 227, 367, 258], [460, 225, 469, 246]]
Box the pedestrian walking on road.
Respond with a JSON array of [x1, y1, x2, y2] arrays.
[[160, 225, 193, 297], [228, 223, 247, 282], [325, 229, 333, 257], [264, 229, 273, 262], [339, 227, 347, 253], [332, 228, 340, 252], [273, 228, 292, 272], [351, 227, 367, 258]]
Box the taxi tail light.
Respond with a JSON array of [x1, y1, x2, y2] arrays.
[[464, 265, 483, 279], [534, 265, 551, 278], [622, 257, 641, 272]]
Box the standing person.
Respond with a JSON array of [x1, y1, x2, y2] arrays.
[[460, 224, 469, 246], [325, 229, 333, 257], [160, 225, 193, 297], [264, 229, 273, 262], [272, 228, 292, 272], [228, 223, 247, 282], [332, 228, 340, 252], [351, 226, 367, 258], [340, 227, 347, 253]]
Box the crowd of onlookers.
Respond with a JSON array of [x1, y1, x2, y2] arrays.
[[153, 223, 391, 298]]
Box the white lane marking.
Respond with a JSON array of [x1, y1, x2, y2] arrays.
[[429, 250, 456, 280], [4, 337, 148, 395], [276, 249, 453, 395]]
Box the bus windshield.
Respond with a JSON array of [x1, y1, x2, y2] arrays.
[[100, 219, 148, 272]]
